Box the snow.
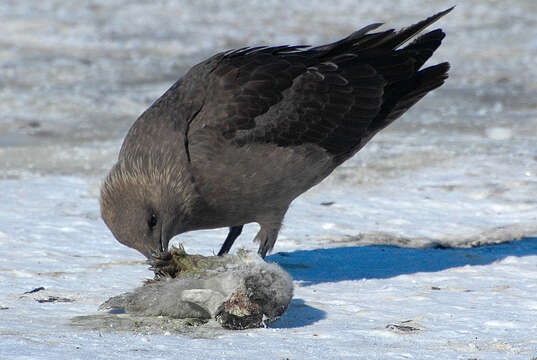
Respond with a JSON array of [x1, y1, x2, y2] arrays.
[[1, 0, 537, 359]]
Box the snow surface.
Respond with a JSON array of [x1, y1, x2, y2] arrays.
[[1, 0, 537, 359]]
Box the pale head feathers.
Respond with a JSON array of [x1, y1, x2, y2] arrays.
[[100, 150, 199, 223]]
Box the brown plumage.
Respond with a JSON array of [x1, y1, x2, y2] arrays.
[[100, 9, 452, 258]]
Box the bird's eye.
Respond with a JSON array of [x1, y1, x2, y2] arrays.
[[148, 213, 158, 230]]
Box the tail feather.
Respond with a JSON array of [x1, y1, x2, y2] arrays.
[[403, 28, 446, 69], [369, 62, 450, 132], [316, 7, 454, 56], [312, 9, 452, 157], [309, 23, 385, 58]]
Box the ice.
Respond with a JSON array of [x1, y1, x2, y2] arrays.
[[486, 127, 513, 140], [1, 0, 537, 359]]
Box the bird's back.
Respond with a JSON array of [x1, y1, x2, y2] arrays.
[[225, 9, 451, 163], [117, 9, 452, 229]]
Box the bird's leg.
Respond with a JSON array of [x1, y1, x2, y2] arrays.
[[256, 223, 282, 259], [217, 225, 244, 256]]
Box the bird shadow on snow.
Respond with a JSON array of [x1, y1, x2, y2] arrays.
[[270, 298, 327, 328], [268, 237, 537, 286], [269, 237, 537, 328]]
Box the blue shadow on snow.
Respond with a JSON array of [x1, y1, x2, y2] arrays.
[[267, 237, 537, 286], [269, 299, 327, 328]]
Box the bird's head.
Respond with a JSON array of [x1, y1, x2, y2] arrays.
[[100, 157, 197, 258]]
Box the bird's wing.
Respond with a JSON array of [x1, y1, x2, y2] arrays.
[[185, 45, 313, 138], [181, 8, 452, 160]]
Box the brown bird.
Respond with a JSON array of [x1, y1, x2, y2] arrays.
[[100, 8, 452, 259]]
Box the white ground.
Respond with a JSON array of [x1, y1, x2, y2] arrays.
[[1, 1, 537, 359]]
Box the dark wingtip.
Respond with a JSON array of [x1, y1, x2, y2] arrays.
[[310, 22, 384, 53], [419, 62, 451, 85], [438, 6, 456, 17], [426, 7, 455, 24], [411, 6, 455, 32], [444, 6, 456, 14], [384, 7, 455, 50], [416, 7, 455, 25]]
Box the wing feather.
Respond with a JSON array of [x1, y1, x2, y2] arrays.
[[178, 9, 453, 161]]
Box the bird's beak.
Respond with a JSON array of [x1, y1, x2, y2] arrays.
[[159, 236, 165, 253], [159, 220, 174, 254], [146, 231, 167, 259]]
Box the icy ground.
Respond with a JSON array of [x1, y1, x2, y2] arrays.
[[1, 0, 537, 359]]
